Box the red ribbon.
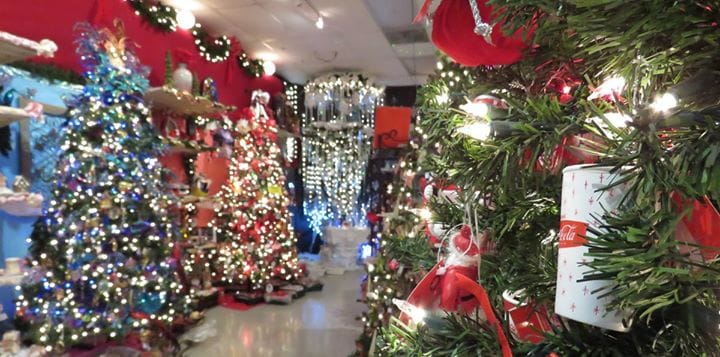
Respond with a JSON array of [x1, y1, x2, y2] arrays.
[[672, 193, 720, 260], [404, 263, 511, 356], [455, 274, 512, 357]]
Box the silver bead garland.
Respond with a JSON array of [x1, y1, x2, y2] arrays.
[[468, 0, 493, 44]]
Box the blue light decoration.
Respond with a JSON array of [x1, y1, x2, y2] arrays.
[[357, 240, 377, 263]]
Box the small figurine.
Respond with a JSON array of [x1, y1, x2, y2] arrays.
[[9, 177, 23, 193], [202, 77, 219, 101]]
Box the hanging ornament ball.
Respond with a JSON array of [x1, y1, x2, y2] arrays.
[[108, 206, 122, 220], [100, 196, 112, 210], [430, 0, 533, 66], [118, 181, 133, 192], [268, 184, 283, 196], [136, 292, 164, 315]]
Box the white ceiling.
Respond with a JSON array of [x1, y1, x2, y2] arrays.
[[165, 0, 435, 86]]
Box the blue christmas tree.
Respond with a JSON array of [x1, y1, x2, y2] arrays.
[[17, 22, 190, 353]]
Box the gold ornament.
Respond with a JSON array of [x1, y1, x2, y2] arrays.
[[118, 181, 133, 192], [100, 194, 112, 210], [108, 206, 122, 220], [100, 20, 128, 69], [12, 177, 29, 193], [268, 184, 283, 196], [191, 174, 212, 197]]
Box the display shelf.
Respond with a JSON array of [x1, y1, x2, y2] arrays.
[[0, 31, 57, 64], [0, 193, 43, 217], [0, 274, 22, 286], [145, 86, 233, 116], [0, 106, 31, 128]]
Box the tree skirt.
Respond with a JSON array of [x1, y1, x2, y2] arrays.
[[218, 289, 263, 311]]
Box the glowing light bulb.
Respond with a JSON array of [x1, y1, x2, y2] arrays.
[[650, 92, 677, 113], [435, 91, 449, 104], [176, 9, 196, 30], [601, 112, 632, 128], [393, 299, 427, 323], [457, 122, 492, 141], [262, 61, 277, 76], [460, 101, 489, 118]]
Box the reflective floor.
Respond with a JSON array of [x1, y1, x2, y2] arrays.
[[183, 270, 366, 357]]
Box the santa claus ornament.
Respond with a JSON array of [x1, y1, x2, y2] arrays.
[[415, 0, 534, 66], [395, 225, 511, 356]]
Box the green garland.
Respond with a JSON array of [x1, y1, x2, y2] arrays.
[[127, 0, 177, 32], [126, 0, 267, 76], [189, 24, 231, 63], [237, 52, 265, 78], [8, 61, 84, 85]]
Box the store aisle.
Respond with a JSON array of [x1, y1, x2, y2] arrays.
[[183, 270, 366, 357]]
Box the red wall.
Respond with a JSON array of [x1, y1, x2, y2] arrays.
[[0, 0, 283, 109], [1, 0, 286, 226]]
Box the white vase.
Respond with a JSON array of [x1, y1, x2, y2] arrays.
[[173, 63, 193, 93], [555, 165, 632, 332]]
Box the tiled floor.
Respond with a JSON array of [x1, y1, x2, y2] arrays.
[[183, 270, 366, 357]]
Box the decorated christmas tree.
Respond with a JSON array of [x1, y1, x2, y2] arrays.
[[355, 134, 437, 356], [212, 90, 300, 291], [372, 1, 720, 355], [16, 22, 190, 353]]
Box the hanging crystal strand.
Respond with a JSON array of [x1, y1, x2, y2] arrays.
[[468, 0, 493, 44]]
